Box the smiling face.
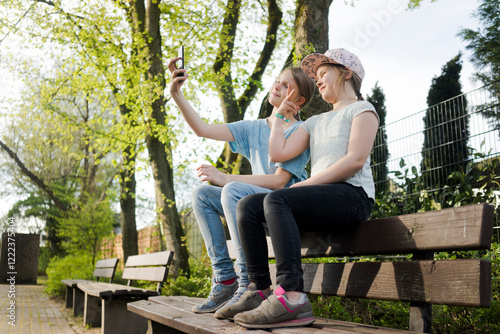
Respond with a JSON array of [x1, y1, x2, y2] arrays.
[[269, 70, 304, 108], [316, 64, 341, 104]]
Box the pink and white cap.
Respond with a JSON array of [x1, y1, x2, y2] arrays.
[[300, 48, 365, 81]]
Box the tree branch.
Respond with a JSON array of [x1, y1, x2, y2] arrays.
[[0, 139, 67, 212], [213, 0, 241, 123], [237, 0, 282, 113]]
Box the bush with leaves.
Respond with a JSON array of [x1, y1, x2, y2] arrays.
[[162, 258, 212, 298], [44, 253, 94, 298]]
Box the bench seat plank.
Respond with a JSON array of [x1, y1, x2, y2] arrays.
[[77, 281, 159, 299], [128, 297, 422, 333]]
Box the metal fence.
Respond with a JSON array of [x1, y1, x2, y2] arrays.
[[372, 80, 500, 242]]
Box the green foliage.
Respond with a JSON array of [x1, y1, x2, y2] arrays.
[[459, 0, 500, 87], [44, 253, 94, 298], [38, 246, 53, 276], [373, 145, 500, 220], [58, 197, 115, 262], [162, 258, 212, 298]]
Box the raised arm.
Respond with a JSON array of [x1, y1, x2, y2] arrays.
[[168, 57, 234, 142], [197, 164, 293, 190]]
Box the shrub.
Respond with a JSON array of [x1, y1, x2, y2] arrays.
[[162, 258, 212, 297], [38, 246, 53, 276], [44, 253, 94, 298]]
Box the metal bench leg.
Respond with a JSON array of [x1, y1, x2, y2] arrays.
[[101, 298, 148, 334], [83, 293, 102, 328], [73, 288, 85, 316]]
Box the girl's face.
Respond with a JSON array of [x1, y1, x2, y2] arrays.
[[316, 65, 341, 104], [269, 70, 302, 108]]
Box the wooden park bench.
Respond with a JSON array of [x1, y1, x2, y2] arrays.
[[61, 257, 119, 317], [127, 203, 494, 333], [77, 250, 173, 334]]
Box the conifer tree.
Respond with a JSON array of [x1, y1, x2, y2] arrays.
[[421, 54, 469, 190], [459, 0, 500, 137], [367, 82, 389, 193]]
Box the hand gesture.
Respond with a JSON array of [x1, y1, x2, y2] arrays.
[[196, 164, 229, 186], [276, 86, 300, 121]]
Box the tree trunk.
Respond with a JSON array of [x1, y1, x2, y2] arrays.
[[119, 147, 139, 262], [143, 0, 190, 277], [294, 0, 333, 119]]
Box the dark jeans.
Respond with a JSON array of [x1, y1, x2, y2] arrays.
[[236, 182, 373, 292]]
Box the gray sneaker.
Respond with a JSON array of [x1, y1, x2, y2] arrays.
[[214, 285, 247, 319], [192, 280, 238, 313], [234, 286, 315, 329], [214, 283, 268, 320]]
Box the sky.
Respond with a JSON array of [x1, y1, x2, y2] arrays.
[[0, 0, 485, 224], [328, 0, 481, 124]]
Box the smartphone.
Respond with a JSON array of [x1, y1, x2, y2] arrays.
[[177, 46, 184, 76]]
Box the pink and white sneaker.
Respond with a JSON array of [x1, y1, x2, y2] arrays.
[[234, 286, 315, 329]]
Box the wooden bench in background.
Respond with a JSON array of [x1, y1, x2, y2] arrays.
[[128, 203, 494, 333], [77, 250, 173, 334], [62, 257, 119, 317]]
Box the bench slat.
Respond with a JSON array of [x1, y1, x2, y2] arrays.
[[95, 258, 119, 269], [122, 266, 169, 282], [93, 268, 116, 279], [77, 282, 159, 299], [125, 251, 173, 267], [268, 259, 491, 307], [61, 279, 89, 288], [128, 297, 241, 334], [305, 203, 494, 256], [128, 297, 415, 333]]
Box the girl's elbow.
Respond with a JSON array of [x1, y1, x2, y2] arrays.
[[268, 179, 288, 190], [269, 153, 284, 163], [351, 158, 367, 173]]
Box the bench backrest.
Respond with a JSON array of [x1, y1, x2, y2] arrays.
[[122, 251, 174, 293], [93, 257, 119, 283], [228, 203, 494, 306]]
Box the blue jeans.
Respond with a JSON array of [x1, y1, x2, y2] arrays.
[[191, 182, 273, 287], [236, 182, 374, 292]]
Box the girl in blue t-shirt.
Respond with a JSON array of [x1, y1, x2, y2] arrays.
[[167, 58, 314, 317]]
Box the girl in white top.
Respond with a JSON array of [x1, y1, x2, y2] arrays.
[[230, 49, 379, 329]]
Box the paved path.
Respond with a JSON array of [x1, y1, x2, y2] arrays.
[[0, 283, 75, 334]]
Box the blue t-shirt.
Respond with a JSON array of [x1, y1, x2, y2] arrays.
[[226, 119, 310, 188]]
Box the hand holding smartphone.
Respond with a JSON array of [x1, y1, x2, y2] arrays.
[[177, 46, 184, 76]]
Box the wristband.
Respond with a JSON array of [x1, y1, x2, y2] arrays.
[[275, 113, 289, 123]]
